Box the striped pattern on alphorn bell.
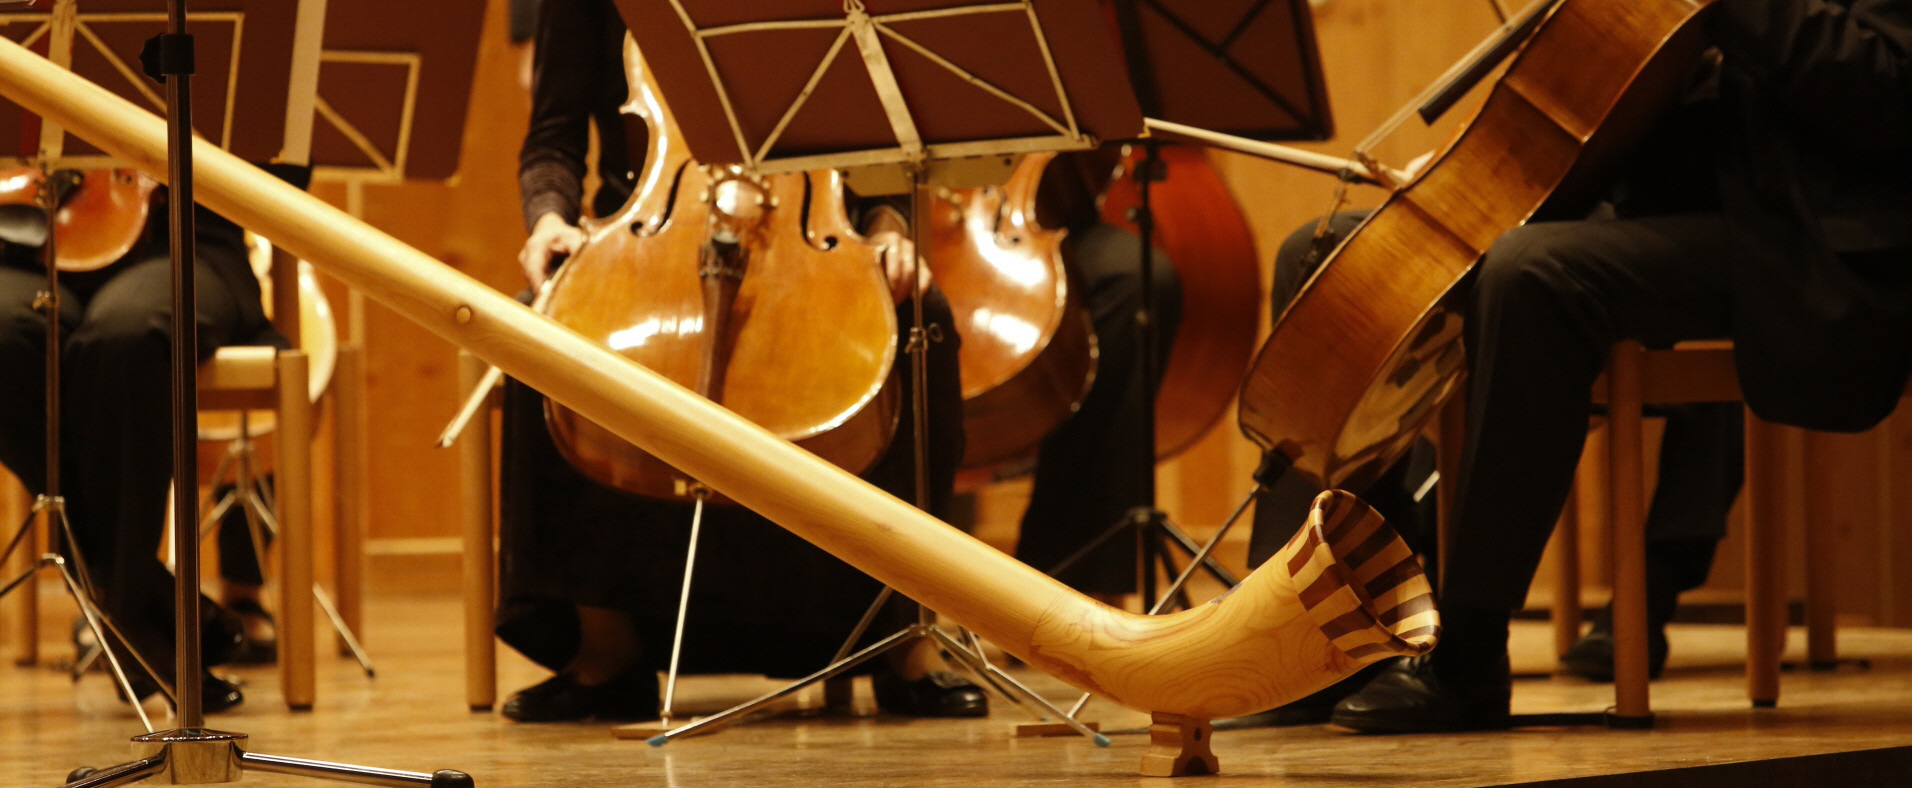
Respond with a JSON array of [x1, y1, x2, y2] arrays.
[[1289, 490, 1440, 663]]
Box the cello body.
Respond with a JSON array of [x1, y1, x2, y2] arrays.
[[1100, 144, 1262, 460], [929, 150, 1096, 470], [1238, 0, 1718, 490], [0, 167, 154, 271], [542, 41, 899, 500]]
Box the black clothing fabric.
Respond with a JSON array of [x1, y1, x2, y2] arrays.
[[518, 0, 637, 231], [1710, 0, 1912, 429], [0, 190, 276, 676], [1011, 223, 1183, 595], [496, 292, 964, 678], [1441, 0, 1912, 613], [1253, 192, 1745, 597]]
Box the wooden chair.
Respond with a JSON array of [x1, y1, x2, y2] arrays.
[[192, 242, 335, 710], [454, 350, 499, 711], [1436, 339, 1839, 726], [1590, 339, 1837, 722]]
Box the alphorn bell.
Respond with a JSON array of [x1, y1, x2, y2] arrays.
[[0, 38, 1437, 776]]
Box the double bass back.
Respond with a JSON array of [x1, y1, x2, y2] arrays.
[[1238, 0, 1718, 490]]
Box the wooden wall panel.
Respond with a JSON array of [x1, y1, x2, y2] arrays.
[[307, 0, 526, 567]]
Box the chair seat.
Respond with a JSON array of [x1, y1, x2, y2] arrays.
[[199, 345, 282, 410]]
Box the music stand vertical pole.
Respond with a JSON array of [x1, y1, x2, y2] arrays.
[[159, 0, 204, 729]]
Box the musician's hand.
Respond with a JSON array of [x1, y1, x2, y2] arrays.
[[519, 212, 586, 289], [863, 205, 929, 303]]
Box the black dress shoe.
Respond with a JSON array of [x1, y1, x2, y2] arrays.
[[123, 670, 246, 714], [501, 669, 660, 723], [224, 598, 279, 666], [1331, 655, 1511, 733], [1559, 624, 1668, 682], [872, 669, 989, 718], [1223, 660, 1389, 727]]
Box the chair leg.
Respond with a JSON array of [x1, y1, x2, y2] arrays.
[[1606, 341, 1653, 725], [1551, 485, 1584, 659], [276, 350, 317, 710], [457, 351, 498, 711], [1802, 431, 1839, 669], [1743, 416, 1790, 707], [333, 344, 369, 658]]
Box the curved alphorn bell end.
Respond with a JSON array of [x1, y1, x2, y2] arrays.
[[1107, 489, 1438, 776]]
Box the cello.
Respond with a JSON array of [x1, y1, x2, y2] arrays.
[[540, 40, 901, 501], [928, 150, 1096, 471], [0, 166, 155, 270], [933, 144, 1260, 476], [1237, 0, 1719, 490]]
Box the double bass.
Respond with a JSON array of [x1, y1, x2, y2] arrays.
[[540, 40, 901, 501], [1237, 0, 1718, 490], [1099, 144, 1261, 460]]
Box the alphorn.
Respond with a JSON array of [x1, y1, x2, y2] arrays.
[[0, 38, 1435, 774]]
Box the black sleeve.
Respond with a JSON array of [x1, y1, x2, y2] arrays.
[[1711, 0, 1912, 151], [518, 0, 629, 231]]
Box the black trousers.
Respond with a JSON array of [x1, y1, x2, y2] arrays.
[[1012, 223, 1182, 596], [496, 289, 965, 678], [1251, 211, 1743, 613], [0, 251, 254, 662], [1446, 213, 1745, 613]]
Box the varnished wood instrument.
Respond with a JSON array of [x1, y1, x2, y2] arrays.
[[1100, 143, 1261, 460], [928, 150, 1095, 471], [0, 166, 154, 270], [0, 35, 1438, 775], [1238, 0, 1719, 490], [540, 42, 899, 500]]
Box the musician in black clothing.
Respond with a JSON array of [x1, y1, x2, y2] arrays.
[[1255, 208, 1742, 724], [1324, 0, 1912, 732], [495, 0, 983, 722], [0, 175, 293, 713]]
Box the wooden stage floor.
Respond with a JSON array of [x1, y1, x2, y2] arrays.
[[6, 593, 1912, 787]]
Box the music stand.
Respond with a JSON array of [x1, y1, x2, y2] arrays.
[[0, 1, 468, 786], [608, 0, 1138, 744]]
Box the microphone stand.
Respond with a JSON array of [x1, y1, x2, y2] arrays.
[[59, 3, 468, 786]]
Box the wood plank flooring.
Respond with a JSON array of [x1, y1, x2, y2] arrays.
[[6, 593, 1912, 787]]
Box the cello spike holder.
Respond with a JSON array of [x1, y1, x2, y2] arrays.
[[55, 11, 468, 788]]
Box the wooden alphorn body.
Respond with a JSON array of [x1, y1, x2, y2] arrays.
[[0, 38, 1436, 774]]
